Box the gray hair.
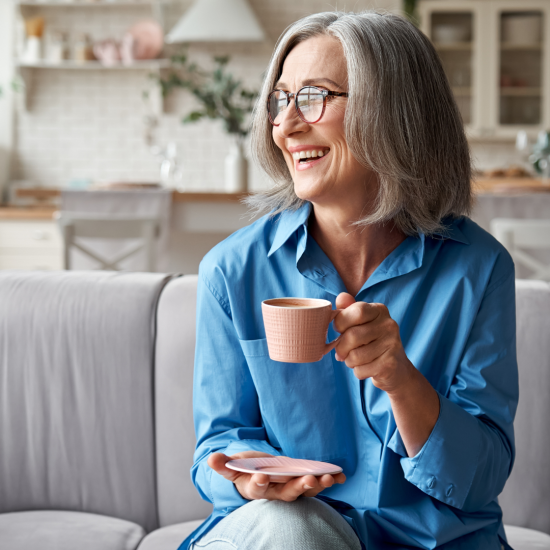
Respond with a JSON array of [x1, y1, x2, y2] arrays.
[[245, 11, 473, 237]]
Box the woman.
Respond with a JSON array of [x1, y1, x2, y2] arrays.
[[180, 10, 518, 550]]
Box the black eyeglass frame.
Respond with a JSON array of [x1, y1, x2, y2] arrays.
[[267, 86, 349, 126]]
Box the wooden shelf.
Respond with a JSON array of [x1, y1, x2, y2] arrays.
[[500, 43, 543, 51], [500, 87, 542, 97], [17, 1, 170, 6], [15, 59, 168, 114], [17, 59, 170, 70]]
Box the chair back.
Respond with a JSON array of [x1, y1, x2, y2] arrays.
[[491, 218, 550, 280], [57, 213, 160, 271], [0, 270, 173, 533]]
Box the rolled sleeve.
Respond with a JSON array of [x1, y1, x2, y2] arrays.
[[389, 268, 518, 512]]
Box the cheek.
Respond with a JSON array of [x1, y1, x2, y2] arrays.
[[272, 128, 291, 164]]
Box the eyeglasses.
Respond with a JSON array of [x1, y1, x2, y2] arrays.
[[267, 86, 349, 126]]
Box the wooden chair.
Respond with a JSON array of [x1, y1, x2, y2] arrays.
[[491, 218, 550, 281], [56, 213, 161, 272]]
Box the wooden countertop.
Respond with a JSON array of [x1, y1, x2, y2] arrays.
[[474, 177, 550, 194], [1, 190, 251, 220], [3, 180, 549, 220], [12, 188, 250, 203], [0, 206, 59, 220]]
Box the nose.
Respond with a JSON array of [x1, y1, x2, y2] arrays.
[[275, 98, 310, 138]]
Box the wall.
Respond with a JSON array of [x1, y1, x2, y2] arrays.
[[9, 0, 401, 193], [0, 0, 14, 193]]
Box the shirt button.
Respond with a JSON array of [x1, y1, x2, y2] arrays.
[[446, 485, 454, 496], [427, 476, 436, 489]]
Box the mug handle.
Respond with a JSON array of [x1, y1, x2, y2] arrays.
[[324, 308, 342, 356]]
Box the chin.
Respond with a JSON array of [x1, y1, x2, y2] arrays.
[[293, 174, 334, 204]]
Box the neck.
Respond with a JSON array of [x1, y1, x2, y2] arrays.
[[308, 199, 407, 297]]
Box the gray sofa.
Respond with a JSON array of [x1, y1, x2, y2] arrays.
[[0, 271, 549, 550]]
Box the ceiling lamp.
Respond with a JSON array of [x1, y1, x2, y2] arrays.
[[165, 0, 267, 43]]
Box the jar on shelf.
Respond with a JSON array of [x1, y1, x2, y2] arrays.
[[48, 31, 70, 64], [73, 34, 94, 63]]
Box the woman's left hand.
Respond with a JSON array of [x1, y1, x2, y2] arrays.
[[333, 293, 415, 394]]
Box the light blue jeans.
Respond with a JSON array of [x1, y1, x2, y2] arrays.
[[191, 498, 362, 550]]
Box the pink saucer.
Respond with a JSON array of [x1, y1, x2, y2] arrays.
[[226, 457, 342, 483]]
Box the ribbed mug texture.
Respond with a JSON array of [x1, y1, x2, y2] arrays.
[[261, 299, 334, 363]]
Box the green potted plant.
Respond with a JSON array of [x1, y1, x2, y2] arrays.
[[403, 0, 418, 26], [153, 53, 258, 192]]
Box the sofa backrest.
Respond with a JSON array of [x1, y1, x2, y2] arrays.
[[154, 275, 213, 527], [0, 271, 172, 533], [500, 280, 550, 534]]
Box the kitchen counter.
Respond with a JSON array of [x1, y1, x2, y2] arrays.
[[0, 206, 59, 220], [474, 177, 550, 194], [0, 192, 251, 220]]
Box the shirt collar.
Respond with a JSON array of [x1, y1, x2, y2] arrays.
[[267, 202, 312, 257], [268, 203, 469, 258], [433, 217, 470, 245]]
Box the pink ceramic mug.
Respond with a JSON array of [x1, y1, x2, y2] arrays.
[[261, 298, 341, 363]]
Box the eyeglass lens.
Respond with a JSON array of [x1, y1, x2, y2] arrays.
[[269, 87, 325, 124]]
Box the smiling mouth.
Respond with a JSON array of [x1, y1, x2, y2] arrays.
[[292, 148, 330, 165]]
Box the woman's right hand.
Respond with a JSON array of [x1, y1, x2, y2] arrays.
[[208, 451, 346, 501]]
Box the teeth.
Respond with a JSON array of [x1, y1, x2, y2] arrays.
[[291, 149, 328, 161]]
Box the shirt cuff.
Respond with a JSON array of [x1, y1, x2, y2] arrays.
[[208, 439, 281, 512], [388, 393, 481, 509]]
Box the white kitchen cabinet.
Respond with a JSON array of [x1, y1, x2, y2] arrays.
[[0, 220, 63, 270], [419, 0, 550, 141]]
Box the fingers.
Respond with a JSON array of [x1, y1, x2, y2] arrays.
[[333, 301, 386, 335], [244, 473, 272, 499], [268, 473, 346, 501], [335, 312, 398, 363], [340, 333, 390, 368], [335, 292, 356, 310], [268, 475, 321, 501]]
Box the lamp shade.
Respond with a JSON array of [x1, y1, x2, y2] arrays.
[[165, 0, 266, 43]]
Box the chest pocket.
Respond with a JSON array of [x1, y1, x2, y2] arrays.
[[239, 337, 347, 464]]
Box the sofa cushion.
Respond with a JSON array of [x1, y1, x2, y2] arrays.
[[155, 275, 213, 527], [504, 525, 550, 550], [0, 271, 173, 532], [500, 281, 550, 534], [137, 520, 205, 550], [0, 510, 145, 550]]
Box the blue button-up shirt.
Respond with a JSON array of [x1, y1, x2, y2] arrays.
[[179, 202, 518, 550]]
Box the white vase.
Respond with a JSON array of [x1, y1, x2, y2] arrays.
[[224, 140, 248, 193]]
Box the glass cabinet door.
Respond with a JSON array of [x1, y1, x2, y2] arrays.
[[430, 12, 474, 125], [498, 10, 544, 126]]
